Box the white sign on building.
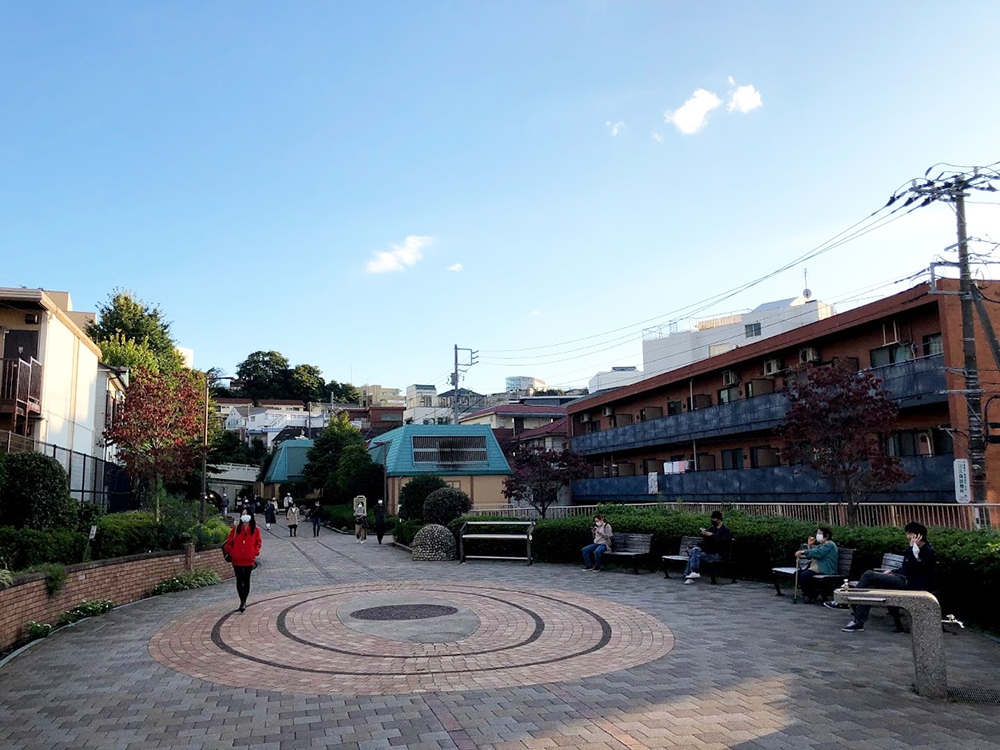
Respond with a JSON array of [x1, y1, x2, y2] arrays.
[[953, 458, 971, 503], [647, 472, 658, 495]]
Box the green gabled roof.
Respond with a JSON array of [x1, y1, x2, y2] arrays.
[[264, 439, 314, 484], [367, 424, 511, 477]]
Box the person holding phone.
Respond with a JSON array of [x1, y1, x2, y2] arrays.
[[829, 522, 936, 632], [683, 511, 731, 584], [582, 515, 613, 571]]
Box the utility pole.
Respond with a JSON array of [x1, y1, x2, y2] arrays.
[[200, 374, 211, 522], [451, 344, 478, 425]]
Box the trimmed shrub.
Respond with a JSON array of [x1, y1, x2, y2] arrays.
[[397, 475, 448, 521], [152, 569, 222, 595], [0, 527, 87, 569], [319, 503, 398, 533], [393, 520, 425, 547], [423, 488, 471, 526], [191, 518, 230, 550], [91, 512, 170, 559], [0, 452, 77, 531]]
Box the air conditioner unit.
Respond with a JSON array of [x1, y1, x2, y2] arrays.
[[799, 347, 820, 364], [602, 406, 615, 417], [722, 370, 738, 387], [763, 358, 782, 376], [580, 413, 591, 423]]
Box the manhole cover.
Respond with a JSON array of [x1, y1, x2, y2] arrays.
[[350, 604, 459, 621]]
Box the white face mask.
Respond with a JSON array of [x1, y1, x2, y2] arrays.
[[241, 514, 251, 523], [815, 533, 824, 542]]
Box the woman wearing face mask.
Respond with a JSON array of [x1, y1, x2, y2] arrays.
[[793, 526, 838, 603], [374, 499, 387, 544], [223, 505, 262, 613]]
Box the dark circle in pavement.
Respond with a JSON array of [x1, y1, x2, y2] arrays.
[[349, 604, 459, 621]]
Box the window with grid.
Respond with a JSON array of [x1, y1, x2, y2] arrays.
[[412, 435, 488, 464]]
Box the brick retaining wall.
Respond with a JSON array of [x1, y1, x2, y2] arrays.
[[0, 545, 234, 652]]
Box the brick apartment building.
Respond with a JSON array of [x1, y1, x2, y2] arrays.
[[567, 279, 999, 505]]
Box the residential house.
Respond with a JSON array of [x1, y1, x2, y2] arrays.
[[511, 416, 570, 452], [262, 437, 316, 498], [459, 404, 566, 435], [360, 383, 405, 408]]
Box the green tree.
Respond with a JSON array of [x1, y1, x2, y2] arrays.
[[329, 380, 361, 404], [333, 444, 384, 503], [236, 351, 291, 402], [396, 475, 448, 521], [303, 413, 365, 496], [290, 364, 326, 404], [87, 289, 184, 373], [98, 334, 162, 373], [0, 452, 78, 530], [209, 431, 254, 465]]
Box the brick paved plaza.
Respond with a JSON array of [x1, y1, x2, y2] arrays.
[[1, 521, 999, 750]]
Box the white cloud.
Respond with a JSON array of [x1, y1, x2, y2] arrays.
[[447, 263, 463, 272], [605, 120, 625, 136], [728, 83, 762, 113], [652, 132, 663, 143], [366, 235, 433, 273], [664, 89, 721, 135], [531, 310, 541, 315]]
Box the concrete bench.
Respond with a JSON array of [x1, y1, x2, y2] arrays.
[[773, 547, 855, 603], [603, 533, 653, 574], [663, 535, 737, 584]]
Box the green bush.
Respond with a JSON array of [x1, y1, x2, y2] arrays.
[[422, 487, 471, 526], [0, 452, 77, 531], [26, 621, 53, 639], [91, 512, 171, 559], [191, 518, 230, 550], [393, 520, 425, 547], [75, 503, 105, 535], [29, 563, 67, 596], [57, 599, 114, 626], [397, 475, 447, 521], [151, 569, 222, 595], [0, 527, 87, 569], [0, 568, 12, 589]]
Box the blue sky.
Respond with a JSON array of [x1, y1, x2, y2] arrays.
[[3, 2, 999, 395]]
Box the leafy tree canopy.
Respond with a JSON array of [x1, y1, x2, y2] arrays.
[[290, 364, 327, 404], [333, 443, 384, 504], [503, 447, 590, 518], [236, 350, 290, 402], [98, 333, 162, 373], [329, 380, 361, 404], [303, 413, 365, 495], [87, 289, 184, 373]]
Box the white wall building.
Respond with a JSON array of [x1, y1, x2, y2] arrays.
[[404, 383, 446, 424], [588, 366, 645, 394], [505, 375, 546, 394]]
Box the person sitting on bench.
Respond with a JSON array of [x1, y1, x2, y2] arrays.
[[684, 511, 731, 585], [828, 521, 937, 633], [582, 515, 613, 572], [794, 526, 839, 603]]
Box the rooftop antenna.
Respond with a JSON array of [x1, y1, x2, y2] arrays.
[[802, 268, 812, 300]]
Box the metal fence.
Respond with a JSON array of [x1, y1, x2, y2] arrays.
[[469, 500, 994, 530], [0, 429, 132, 510]]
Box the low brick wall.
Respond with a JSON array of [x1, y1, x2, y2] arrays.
[[0, 545, 234, 652]]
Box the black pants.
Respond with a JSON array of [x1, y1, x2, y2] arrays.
[[233, 565, 253, 605], [312, 519, 321, 537], [376, 521, 386, 544], [289, 524, 297, 537], [853, 571, 907, 626]]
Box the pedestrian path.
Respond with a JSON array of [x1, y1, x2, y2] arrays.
[[0, 518, 998, 749]]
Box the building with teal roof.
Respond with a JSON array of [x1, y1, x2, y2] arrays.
[[367, 424, 511, 513], [263, 438, 314, 495]]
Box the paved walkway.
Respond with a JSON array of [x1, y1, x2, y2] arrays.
[[1, 519, 999, 749]]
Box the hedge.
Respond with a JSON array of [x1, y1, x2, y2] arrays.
[[319, 504, 397, 533], [0, 527, 88, 569], [393, 520, 425, 547], [448, 506, 1000, 630]]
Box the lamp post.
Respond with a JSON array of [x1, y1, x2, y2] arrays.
[[200, 374, 234, 522]]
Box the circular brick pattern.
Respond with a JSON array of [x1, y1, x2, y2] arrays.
[[148, 582, 675, 695], [350, 604, 459, 621]]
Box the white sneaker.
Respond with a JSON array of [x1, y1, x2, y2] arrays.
[[684, 579, 695, 585], [685, 572, 701, 579]]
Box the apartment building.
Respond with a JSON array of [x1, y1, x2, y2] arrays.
[[567, 280, 995, 504]]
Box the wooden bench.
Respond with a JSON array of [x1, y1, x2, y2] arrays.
[[663, 535, 737, 584], [773, 547, 855, 603], [602, 533, 653, 574], [458, 521, 535, 565]]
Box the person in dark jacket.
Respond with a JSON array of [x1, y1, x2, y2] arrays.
[[684, 511, 732, 584], [263, 499, 277, 530], [310, 501, 323, 537], [223, 506, 262, 613], [374, 499, 387, 544], [831, 522, 937, 632]]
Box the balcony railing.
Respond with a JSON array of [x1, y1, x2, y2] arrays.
[[0, 357, 43, 415], [571, 354, 947, 456]]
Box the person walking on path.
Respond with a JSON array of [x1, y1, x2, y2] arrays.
[[263, 499, 277, 530], [354, 500, 368, 543], [286, 502, 300, 537], [223, 505, 262, 613], [310, 501, 323, 537], [582, 515, 613, 571], [221, 493, 230, 518], [283, 492, 293, 517], [374, 499, 387, 544]]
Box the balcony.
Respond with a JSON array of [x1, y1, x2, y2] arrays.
[[573, 455, 956, 504], [571, 355, 947, 456], [0, 357, 43, 420]]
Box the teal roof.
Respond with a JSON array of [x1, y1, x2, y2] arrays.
[[367, 424, 511, 477], [264, 439, 314, 484]]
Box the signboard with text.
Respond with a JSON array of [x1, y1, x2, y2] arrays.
[[954, 459, 971, 504]]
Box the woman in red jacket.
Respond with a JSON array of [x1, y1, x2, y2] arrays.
[[223, 505, 262, 612]]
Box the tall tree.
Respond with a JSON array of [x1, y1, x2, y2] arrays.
[[781, 363, 912, 524], [236, 350, 290, 402], [97, 333, 162, 373], [290, 364, 326, 404], [104, 366, 204, 518], [503, 447, 591, 519], [303, 413, 365, 497], [329, 380, 361, 404], [88, 289, 184, 373], [333, 443, 384, 503]]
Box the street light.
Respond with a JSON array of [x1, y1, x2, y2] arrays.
[[372, 440, 389, 512], [200, 374, 235, 522]]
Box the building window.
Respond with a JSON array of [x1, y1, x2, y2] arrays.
[[717, 386, 740, 404], [750, 446, 780, 468], [667, 400, 683, 416], [412, 435, 488, 464], [887, 429, 935, 458], [641, 458, 661, 474], [612, 462, 636, 477], [588, 420, 602, 434], [696, 453, 716, 471], [721, 449, 743, 470], [745, 322, 762, 338], [687, 394, 712, 410], [923, 333, 943, 357], [870, 343, 913, 368]]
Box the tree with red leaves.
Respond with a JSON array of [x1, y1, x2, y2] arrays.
[[105, 366, 205, 518], [781, 363, 912, 524], [503, 447, 591, 519]]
